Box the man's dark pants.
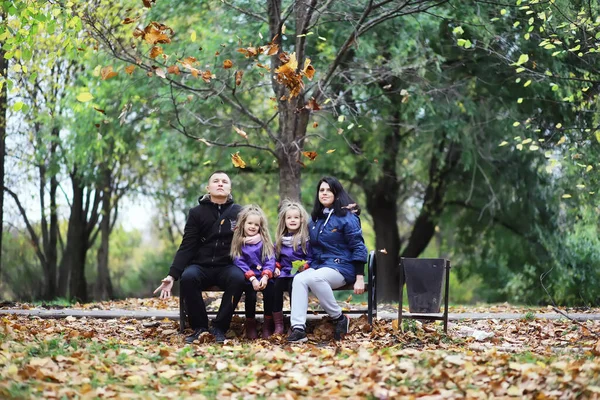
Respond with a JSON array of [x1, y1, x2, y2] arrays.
[[180, 264, 245, 332]]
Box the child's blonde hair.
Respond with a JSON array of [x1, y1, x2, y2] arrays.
[[231, 204, 274, 260], [275, 199, 310, 257]]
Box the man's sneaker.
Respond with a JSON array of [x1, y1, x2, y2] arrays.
[[209, 327, 226, 344], [185, 327, 208, 344], [334, 314, 349, 340], [287, 328, 307, 343]]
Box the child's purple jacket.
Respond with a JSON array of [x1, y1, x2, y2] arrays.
[[276, 238, 312, 278], [234, 241, 276, 280]]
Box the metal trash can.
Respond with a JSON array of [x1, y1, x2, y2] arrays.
[[403, 258, 445, 313], [398, 257, 451, 333]]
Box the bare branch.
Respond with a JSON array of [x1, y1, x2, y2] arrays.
[[4, 186, 47, 267]]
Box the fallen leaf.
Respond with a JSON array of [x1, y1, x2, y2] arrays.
[[223, 59, 233, 69]]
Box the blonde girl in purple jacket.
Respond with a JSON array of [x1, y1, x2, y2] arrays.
[[231, 205, 276, 339], [272, 200, 312, 335]]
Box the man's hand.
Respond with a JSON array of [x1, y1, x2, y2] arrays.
[[354, 275, 365, 295], [259, 275, 269, 290], [251, 278, 261, 291], [153, 275, 174, 299], [274, 267, 281, 278]]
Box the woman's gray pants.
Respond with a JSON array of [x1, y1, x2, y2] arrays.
[[290, 267, 346, 329]]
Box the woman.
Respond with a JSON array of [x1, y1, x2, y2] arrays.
[[287, 176, 368, 342]]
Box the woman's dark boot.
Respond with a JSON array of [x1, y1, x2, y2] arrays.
[[245, 318, 258, 340], [272, 311, 285, 335], [262, 315, 275, 339]]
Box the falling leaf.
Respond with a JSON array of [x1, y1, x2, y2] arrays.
[[379, 248, 388, 254], [306, 98, 320, 111], [100, 66, 118, 80], [302, 151, 318, 161], [76, 92, 94, 102], [93, 107, 106, 114], [312, 122, 319, 128], [233, 126, 248, 139], [122, 17, 138, 25], [167, 65, 180, 75], [201, 70, 213, 83], [155, 68, 166, 78], [231, 152, 246, 168], [136, 22, 173, 45], [190, 30, 196, 42], [124, 65, 136, 75], [557, 136, 566, 145], [142, 0, 155, 7], [562, 194, 572, 199], [326, 149, 336, 154], [235, 70, 244, 86], [237, 46, 261, 58], [149, 46, 163, 58], [499, 141, 509, 147], [223, 59, 233, 69]]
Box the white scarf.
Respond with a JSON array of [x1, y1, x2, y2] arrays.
[[244, 234, 262, 245]]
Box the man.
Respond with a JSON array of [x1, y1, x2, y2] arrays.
[[154, 171, 245, 343]]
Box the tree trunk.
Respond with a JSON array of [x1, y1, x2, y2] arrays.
[[95, 165, 113, 300], [58, 172, 88, 301], [359, 107, 403, 302], [45, 127, 59, 299], [0, 12, 7, 277], [365, 193, 402, 302], [402, 137, 461, 258], [268, 0, 312, 200]]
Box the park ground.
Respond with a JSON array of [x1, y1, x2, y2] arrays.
[[1, 297, 599, 399]]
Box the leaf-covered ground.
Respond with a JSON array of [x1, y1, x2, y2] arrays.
[[1, 299, 599, 399]]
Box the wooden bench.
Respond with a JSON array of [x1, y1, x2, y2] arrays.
[[179, 250, 377, 333]]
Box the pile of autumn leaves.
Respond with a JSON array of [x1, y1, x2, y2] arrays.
[[1, 303, 599, 399]]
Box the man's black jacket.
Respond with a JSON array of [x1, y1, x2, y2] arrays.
[[169, 195, 241, 280]]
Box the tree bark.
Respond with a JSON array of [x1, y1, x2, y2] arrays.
[[95, 164, 113, 300], [268, 0, 312, 200], [359, 108, 403, 302], [59, 170, 93, 302]]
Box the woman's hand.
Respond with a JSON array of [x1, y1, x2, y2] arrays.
[[153, 276, 174, 299], [251, 278, 261, 291], [274, 267, 281, 278], [354, 275, 365, 295]]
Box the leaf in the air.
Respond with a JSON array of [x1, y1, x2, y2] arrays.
[[231, 152, 247, 168], [235, 70, 244, 86], [77, 92, 94, 102], [101, 66, 118, 80], [149, 46, 163, 59], [302, 151, 318, 161], [233, 126, 248, 139]]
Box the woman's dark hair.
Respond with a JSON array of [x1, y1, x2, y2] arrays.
[[311, 176, 361, 220]]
